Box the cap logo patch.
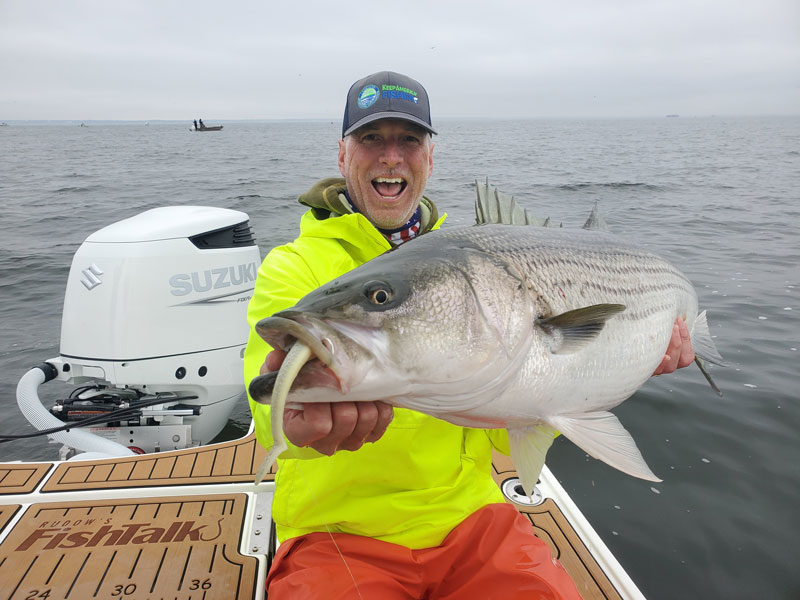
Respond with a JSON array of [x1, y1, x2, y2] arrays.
[[381, 84, 419, 104], [357, 85, 380, 109]]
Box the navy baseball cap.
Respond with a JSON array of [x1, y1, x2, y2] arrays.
[[342, 71, 436, 138]]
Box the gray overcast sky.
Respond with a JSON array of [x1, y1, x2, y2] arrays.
[[1, 0, 798, 120]]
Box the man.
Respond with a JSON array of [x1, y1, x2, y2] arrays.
[[244, 71, 695, 599]]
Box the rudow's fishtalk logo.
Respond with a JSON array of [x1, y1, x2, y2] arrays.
[[15, 517, 224, 551]]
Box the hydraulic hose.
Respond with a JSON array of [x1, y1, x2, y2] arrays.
[[16, 365, 136, 457]]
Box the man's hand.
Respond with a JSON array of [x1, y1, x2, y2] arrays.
[[261, 349, 394, 455], [284, 401, 394, 455], [653, 318, 695, 375]]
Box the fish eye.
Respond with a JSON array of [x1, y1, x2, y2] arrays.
[[363, 281, 392, 305], [371, 289, 390, 304]]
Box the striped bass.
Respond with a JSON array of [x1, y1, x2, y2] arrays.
[[250, 223, 724, 494]]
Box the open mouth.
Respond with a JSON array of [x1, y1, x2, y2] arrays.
[[372, 177, 407, 199]]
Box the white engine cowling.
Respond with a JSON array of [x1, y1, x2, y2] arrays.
[[50, 206, 261, 451]]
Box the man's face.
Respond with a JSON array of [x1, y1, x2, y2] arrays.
[[338, 119, 435, 230]]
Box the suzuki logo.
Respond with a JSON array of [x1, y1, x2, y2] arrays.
[[169, 262, 258, 296], [81, 263, 104, 290]]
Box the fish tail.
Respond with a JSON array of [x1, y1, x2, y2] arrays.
[[690, 310, 726, 396], [690, 310, 725, 366]]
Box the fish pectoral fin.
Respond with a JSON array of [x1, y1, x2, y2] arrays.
[[548, 412, 661, 482], [508, 424, 559, 498], [538, 304, 626, 354]]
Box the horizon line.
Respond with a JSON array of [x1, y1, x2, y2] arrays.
[[3, 113, 798, 124]]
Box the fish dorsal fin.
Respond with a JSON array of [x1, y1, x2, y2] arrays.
[[538, 303, 626, 354], [474, 177, 548, 226], [548, 412, 661, 482], [583, 201, 611, 232]]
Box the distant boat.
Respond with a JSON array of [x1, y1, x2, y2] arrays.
[[191, 123, 223, 132], [665, 114, 680, 118]]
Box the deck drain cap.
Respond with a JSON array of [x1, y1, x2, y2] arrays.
[[501, 477, 544, 506]]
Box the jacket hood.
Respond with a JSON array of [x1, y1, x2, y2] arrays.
[[298, 177, 440, 243]]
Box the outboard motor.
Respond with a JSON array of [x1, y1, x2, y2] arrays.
[[17, 206, 261, 458]]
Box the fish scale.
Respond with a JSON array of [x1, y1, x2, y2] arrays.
[[452, 226, 695, 323]]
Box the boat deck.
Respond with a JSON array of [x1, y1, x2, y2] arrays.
[[0, 434, 635, 599]]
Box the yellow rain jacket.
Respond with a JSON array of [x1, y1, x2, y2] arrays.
[[245, 178, 509, 549]]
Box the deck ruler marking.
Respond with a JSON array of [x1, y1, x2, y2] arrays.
[[128, 548, 142, 579], [45, 553, 64, 585], [7, 553, 37, 599], [208, 544, 217, 573], [149, 546, 169, 593], [65, 551, 91, 598], [94, 549, 117, 597], [177, 545, 194, 591]]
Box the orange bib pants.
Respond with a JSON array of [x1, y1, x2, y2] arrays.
[[266, 503, 582, 599]]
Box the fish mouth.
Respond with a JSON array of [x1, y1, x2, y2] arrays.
[[372, 176, 407, 199], [251, 315, 342, 402], [250, 311, 388, 405]]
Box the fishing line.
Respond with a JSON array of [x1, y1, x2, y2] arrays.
[[295, 457, 365, 600]]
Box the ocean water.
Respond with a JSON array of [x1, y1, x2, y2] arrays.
[[1, 117, 798, 599]]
